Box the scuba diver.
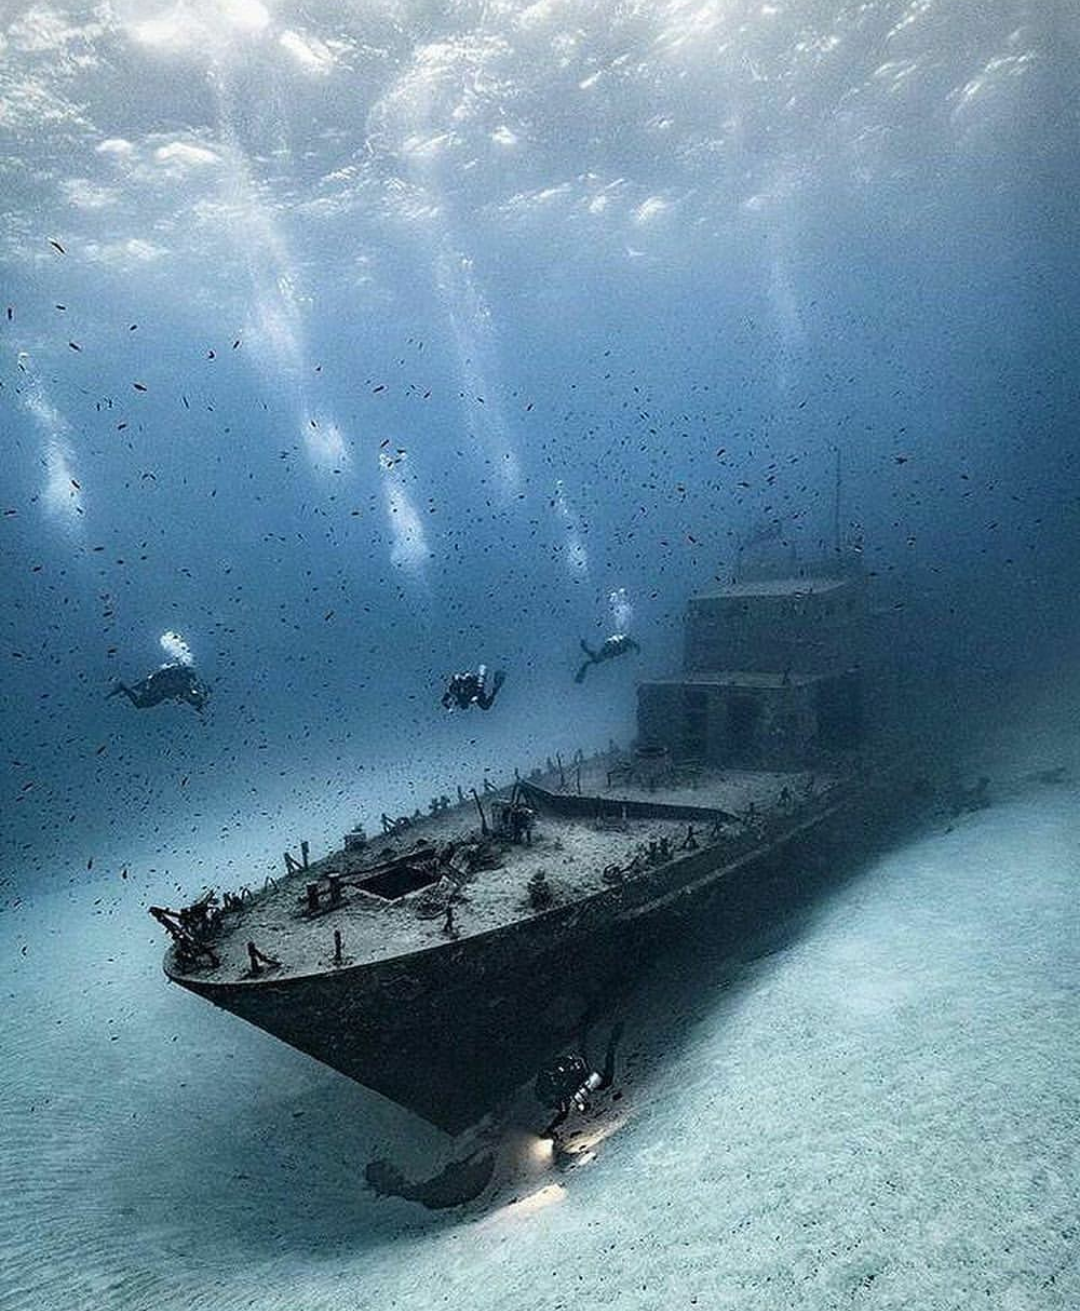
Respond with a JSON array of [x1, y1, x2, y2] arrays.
[[441, 664, 506, 712], [574, 634, 640, 684], [536, 1022, 624, 1139], [108, 662, 211, 714]]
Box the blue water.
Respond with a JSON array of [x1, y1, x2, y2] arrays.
[[1, 3, 1078, 1307]]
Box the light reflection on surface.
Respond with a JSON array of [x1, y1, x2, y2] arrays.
[[494, 1182, 566, 1221]]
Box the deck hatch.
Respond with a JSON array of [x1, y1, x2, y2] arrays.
[[356, 863, 440, 902]]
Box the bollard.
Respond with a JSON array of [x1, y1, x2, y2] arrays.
[[333, 929, 343, 965], [327, 874, 342, 907], [300, 840, 310, 869]]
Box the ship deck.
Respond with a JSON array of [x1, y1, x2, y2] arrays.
[[167, 763, 837, 986]]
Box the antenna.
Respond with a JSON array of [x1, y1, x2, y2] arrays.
[[832, 446, 842, 559]]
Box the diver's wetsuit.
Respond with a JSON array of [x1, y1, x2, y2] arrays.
[[575, 634, 640, 684], [537, 1022, 624, 1138], [442, 667, 505, 711], [108, 663, 210, 713]]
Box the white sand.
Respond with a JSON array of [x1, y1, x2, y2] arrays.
[[1, 706, 1077, 1311]]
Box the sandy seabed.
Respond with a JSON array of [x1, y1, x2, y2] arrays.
[[1, 699, 1078, 1311]]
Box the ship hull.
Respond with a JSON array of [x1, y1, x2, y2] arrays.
[[171, 779, 900, 1134]]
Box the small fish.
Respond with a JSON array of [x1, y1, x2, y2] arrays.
[[5, 307, 11, 321], [55, 304, 66, 311], [133, 382, 147, 391], [324, 610, 335, 621], [372, 384, 386, 393], [68, 341, 81, 351], [117, 423, 127, 430], [232, 339, 240, 349], [49, 239, 65, 254], [70, 479, 81, 489], [894, 455, 908, 465], [129, 324, 137, 331], [207, 350, 215, 359]]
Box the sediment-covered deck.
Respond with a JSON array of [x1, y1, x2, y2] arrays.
[[161, 762, 836, 987]]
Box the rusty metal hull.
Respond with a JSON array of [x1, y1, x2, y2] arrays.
[[170, 783, 892, 1134]]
